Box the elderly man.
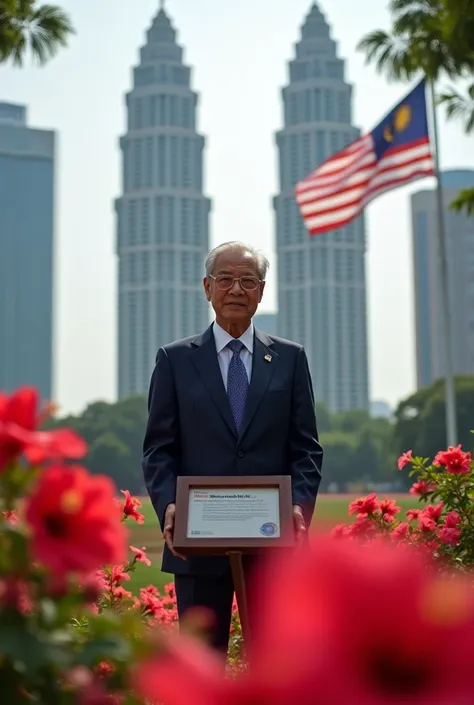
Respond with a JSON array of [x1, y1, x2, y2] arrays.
[[142, 241, 323, 654]]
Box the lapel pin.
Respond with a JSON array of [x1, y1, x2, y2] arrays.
[[264, 354, 272, 362]]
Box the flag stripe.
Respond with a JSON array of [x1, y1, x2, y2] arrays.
[[297, 139, 432, 206], [304, 164, 435, 234], [299, 150, 434, 218], [296, 129, 435, 235]]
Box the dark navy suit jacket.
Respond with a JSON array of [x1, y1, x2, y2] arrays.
[[142, 324, 323, 576]]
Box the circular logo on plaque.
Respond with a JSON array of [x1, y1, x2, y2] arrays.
[[260, 522, 277, 536]]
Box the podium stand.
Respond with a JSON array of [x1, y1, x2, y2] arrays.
[[173, 475, 294, 646]]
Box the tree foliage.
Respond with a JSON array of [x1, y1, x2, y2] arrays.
[[0, 0, 73, 66]]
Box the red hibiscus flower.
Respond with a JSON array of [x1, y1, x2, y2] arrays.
[[134, 536, 474, 705], [434, 445, 472, 475], [130, 545, 151, 566], [25, 465, 126, 577], [348, 493, 379, 516], [410, 480, 437, 497], [397, 450, 413, 470], [0, 387, 86, 471], [379, 498, 401, 519], [118, 490, 144, 524]]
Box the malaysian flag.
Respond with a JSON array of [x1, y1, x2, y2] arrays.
[[296, 79, 435, 236]]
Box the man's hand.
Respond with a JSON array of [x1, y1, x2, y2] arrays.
[[293, 504, 307, 546], [163, 503, 186, 560]]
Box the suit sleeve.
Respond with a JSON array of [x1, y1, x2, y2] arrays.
[[289, 346, 323, 524], [142, 347, 180, 531]]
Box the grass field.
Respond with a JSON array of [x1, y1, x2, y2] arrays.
[[127, 494, 420, 593]]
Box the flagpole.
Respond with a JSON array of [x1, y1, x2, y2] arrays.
[[428, 79, 457, 447]]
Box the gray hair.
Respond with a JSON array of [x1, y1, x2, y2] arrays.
[[204, 241, 270, 280]]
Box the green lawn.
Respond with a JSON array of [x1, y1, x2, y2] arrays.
[[127, 494, 421, 593]]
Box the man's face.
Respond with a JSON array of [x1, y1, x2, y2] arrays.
[[203, 249, 265, 326]]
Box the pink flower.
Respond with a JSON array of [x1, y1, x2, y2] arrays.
[[424, 503, 444, 523], [410, 481, 437, 497], [438, 527, 461, 548], [348, 493, 379, 517], [110, 565, 130, 585], [397, 450, 413, 470], [406, 509, 422, 522], [379, 498, 401, 519], [445, 511, 461, 528], [434, 445, 471, 475], [130, 545, 151, 566], [391, 522, 410, 540], [118, 490, 145, 524], [348, 515, 378, 538]]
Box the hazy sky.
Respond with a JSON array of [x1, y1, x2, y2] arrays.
[[2, 0, 473, 415]]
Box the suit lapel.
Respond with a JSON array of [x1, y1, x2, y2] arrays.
[[238, 329, 277, 442], [191, 325, 237, 437]]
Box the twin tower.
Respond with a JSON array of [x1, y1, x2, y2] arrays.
[[115, 3, 369, 414]]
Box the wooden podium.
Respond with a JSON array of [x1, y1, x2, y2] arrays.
[[173, 475, 294, 645]]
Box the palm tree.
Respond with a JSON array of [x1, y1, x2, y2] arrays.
[[357, 0, 474, 215], [357, 0, 474, 81], [0, 0, 73, 67]]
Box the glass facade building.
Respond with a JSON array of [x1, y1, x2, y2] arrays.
[[0, 102, 55, 402]]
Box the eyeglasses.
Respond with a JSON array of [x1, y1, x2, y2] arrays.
[[210, 275, 262, 291]]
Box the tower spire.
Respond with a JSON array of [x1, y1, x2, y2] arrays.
[[159, 0, 165, 9]]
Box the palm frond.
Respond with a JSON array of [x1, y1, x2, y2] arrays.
[[438, 82, 474, 133], [357, 30, 420, 80], [0, 0, 73, 66], [450, 187, 474, 216]]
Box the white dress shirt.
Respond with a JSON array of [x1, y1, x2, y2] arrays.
[[213, 321, 253, 390]]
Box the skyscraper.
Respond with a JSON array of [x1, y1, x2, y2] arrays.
[[273, 2, 369, 412], [0, 102, 55, 401], [412, 169, 474, 388], [116, 3, 211, 399]]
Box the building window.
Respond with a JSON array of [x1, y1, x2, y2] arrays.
[[141, 252, 149, 283], [195, 140, 202, 190], [133, 139, 142, 189], [168, 197, 175, 242], [146, 138, 153, 187], [159, 95, 166, 126], [170, 137, 178, 187], [128, 200, 138, 244], [182, 98, 190, 128], [149, 96, 155, 127], [314, 89, 321, 121], [338, 93, 348, 122], [289, 94, 297, 125], [316, 131, 325, 164], [312, 60, 321, 77], [141, 198, 149, 244], [170, 96, 178, 126], [304, 90, 312, 122], [303, 133, 311, 176], [155, 197, 163, 243], [330, 132, 339, 155], [193, 200, 201, 245], [157, 136, 166, 187], [326, 61, 341, 79], [182, 138, 191, 188], [181, 198, 190, 243], [290, 135, 298, 187], [324, 91, 334, 120], [134, 98, 143, 129]]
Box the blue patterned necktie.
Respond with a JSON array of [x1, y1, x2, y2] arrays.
[[226, 339, 249, 432]]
